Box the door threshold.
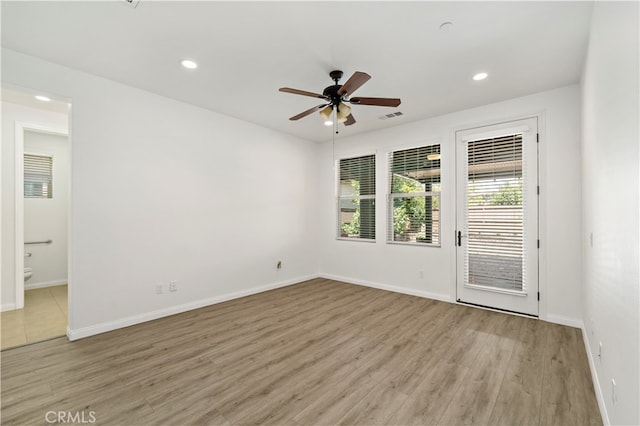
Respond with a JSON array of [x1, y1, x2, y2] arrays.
[[456, 299, 538, 318]]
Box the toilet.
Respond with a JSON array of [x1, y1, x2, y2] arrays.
[[24, 267, 33, 282]]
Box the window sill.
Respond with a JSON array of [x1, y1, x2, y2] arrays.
[[387, 241, 441, 248], [336, 237, 376, 243]]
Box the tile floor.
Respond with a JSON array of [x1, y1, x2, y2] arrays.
[[0, 285, 67, 350]]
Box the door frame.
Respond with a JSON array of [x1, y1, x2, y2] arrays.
[[14, 122, 69, 310], [451, 113, 547, 318]]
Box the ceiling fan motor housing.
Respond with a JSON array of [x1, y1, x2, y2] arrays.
[[322, 84, 343, 106]]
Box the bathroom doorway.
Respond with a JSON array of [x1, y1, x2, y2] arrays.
[[0, 87, 71, 350]]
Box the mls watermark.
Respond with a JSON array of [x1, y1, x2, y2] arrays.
[[45, 410, 96, 424]]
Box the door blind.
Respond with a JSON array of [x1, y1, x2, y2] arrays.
[[24, 153, 53, 198], [465, 134, 525, 292]]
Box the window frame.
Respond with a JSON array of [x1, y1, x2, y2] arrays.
[[336, 153, 377, 242], [387, 143, 441, 247]]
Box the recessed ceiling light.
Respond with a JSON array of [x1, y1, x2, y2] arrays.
[[35, 95, 51, 102], [324, 120, 333, 126], [473, 72, 488, 81], [180, 59, 198, 69]]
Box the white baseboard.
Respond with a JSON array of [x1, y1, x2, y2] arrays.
[[319, 273, 452, 303], [67, 274, 319, 341], [322, 274, 585, 329], [581, 324, 610, 426], [545, 313, 584, 329], [25, 279, 67, 290], [1, 303, 17, 312]]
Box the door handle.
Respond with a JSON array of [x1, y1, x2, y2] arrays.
[[457, 230, 466, 247]]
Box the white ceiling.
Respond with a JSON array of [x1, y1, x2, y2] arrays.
[[1, 1, 593, 143]]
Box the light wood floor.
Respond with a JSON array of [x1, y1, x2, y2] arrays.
[[1, 278, 601, 425], [0, 284, 67, 350]]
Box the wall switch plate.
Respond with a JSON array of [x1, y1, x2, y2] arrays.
[[169, 281, 177, 292], [155, 284, 163, 295], [418, 270, 424, 279]]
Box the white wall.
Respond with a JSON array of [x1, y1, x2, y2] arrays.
[[1, 101, 69, 310], [581, 2, 639, 425], [1, 48, 319, 335], [24, 130, 69, 288], [318, 84, 584, 324]]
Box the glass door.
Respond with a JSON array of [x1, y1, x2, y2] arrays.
[[455, 118, 538, 316]]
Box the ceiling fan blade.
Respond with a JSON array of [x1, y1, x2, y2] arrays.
[[350, 97, 401, 107], [289, 104, 327, 121], [337, 71, 371, 96], [344, 114, 356, 126], [279, 87, 327, 99]]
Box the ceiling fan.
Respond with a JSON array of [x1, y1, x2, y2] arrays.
[[279, 70, 401, 127]]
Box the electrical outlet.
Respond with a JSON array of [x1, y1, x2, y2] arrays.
[[169, 281, 177, 292], [612, 379, 618, 405], [418, 270, 424, 279], [277, 260, 282, 270], [155, 284, 163, 295]]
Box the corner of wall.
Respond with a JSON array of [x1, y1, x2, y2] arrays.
[[318, 273, 452, 304]]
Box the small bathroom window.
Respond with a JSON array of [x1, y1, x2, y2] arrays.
[[24, 153, 53, 198]]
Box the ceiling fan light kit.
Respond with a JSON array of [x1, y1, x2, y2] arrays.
[[319, 105, 333, 120], [336, 102, 352, 123], [279, 70, 401, 127]]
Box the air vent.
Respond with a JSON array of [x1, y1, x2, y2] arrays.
[[379, 111, 404, 120], [122, 0, 141, 8]]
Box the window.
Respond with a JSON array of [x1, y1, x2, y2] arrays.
[[24, 153, 53, 198], [388, 144, 441, 245], [338, 154, 376, 240]]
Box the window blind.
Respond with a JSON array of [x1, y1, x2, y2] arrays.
[[24, 153, 53, 199], [388, 145, 441, 245], [465, 134, 525, 292], [338, 155, 375, 240]]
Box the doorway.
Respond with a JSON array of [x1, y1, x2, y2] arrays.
[[455, 118, 539, 316], [0, 88, 71, 350]]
